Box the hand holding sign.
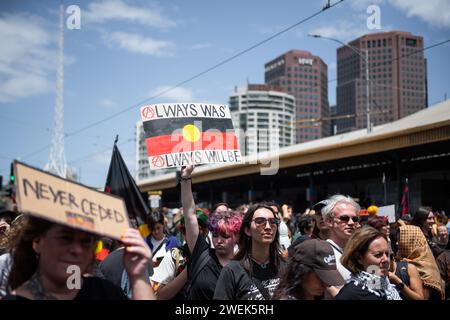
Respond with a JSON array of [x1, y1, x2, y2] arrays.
[[121, 228, 152, 281]]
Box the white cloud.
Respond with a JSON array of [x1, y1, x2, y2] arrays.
[[347, 0, 384, 11], [0, 13, 56, 103], [99, 98, 116, 108], [149, 86, 194, 102], [108, 31, 174, 56], [309, 20, 370, 42], [84, 0, 176, 28], [389, 0, 450, 28]]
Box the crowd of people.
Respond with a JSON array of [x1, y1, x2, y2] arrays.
[[0, 165, 449, 300]]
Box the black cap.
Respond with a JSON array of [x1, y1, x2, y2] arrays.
[[293, 239, 345, 286]]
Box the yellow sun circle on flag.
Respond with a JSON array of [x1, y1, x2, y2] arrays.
[[182, 124, 200, 142]]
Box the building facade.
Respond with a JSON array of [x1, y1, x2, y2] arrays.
[[135, 121, 173, 182], [336, 31, 428, 133], [229, 84, 296, 155], [264, 50, 329, 143]]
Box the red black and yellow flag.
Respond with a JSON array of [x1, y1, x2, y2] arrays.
[[141, 103, 241, 169]]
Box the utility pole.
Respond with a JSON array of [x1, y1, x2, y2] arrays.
[[309, 33, 372, 133]]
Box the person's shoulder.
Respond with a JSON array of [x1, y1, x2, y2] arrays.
[[225, 260, 244, 270], [166, 235, 180, 246], [335, 282, 380, 300], [77, 276, 127, 300]]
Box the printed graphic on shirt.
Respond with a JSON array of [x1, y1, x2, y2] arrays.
[[246, 278, 280, 300]]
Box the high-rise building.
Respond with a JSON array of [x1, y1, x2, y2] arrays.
[[229, 84, 296, 155], [135, 121, 173, 182], [264, 50, 329, 143], [336, 31, 427, 133]]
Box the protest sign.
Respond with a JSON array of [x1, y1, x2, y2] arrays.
[[141, 103, 241, 169], [377, 204, 396, 223], [14, 161, 130, 240]]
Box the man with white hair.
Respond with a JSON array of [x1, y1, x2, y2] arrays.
[[321, 194, 361, 282]]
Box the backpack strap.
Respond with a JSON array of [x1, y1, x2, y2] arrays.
[[185, 249, 211, 298], [152, 237, 168, 257]]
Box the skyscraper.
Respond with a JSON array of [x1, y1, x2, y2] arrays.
[[135, 121, 173, 182], [229, 84, 295, 155], [336, 31, 427, 133], [265, 50, 329, 143]]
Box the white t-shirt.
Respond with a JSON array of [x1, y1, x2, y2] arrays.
[[151, 237, 166, 263], [326, 239, 351, 281], [279, 220, 291, 251], [151, 248, 185, 285]]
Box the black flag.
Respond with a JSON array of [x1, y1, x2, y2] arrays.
[[105, 138, 149, 236]]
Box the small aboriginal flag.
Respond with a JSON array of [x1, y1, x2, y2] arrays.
[[141, 103, 241, 169], [105, 138, 150, 236]]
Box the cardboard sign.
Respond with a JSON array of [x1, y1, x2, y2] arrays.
[[377, 204, 396, 223], [14, 161, 130, 240], [141, 103, 241, 169]]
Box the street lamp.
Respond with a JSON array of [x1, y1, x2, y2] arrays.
[[308, 33, 371, 133]]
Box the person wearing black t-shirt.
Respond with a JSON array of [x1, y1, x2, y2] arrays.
[[214, 203, 283, 300], [180, 165, 242, 300], [6, 216, 155, 300]]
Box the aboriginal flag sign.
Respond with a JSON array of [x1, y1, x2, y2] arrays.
[[140, 103, 241, 169]]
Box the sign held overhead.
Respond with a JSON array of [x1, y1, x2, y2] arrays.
[[14, 161, 130, 240], [141, 103, 242, 170]]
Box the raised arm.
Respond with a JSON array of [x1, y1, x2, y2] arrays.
[[180, 165, 198, 253]]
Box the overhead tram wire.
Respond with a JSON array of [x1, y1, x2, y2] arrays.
[[55, 37, 450, 163], [292, 38, 450, 125], [21, 0, 345, 161]]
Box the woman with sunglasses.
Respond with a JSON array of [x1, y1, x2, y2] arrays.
[[214, 203, 283, 300], [180, 165, 242, 300]]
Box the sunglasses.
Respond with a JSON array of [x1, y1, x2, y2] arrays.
[[252, 217, 279, 227], [336, 215, 360, 223]]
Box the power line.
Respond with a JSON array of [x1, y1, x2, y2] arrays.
[[68, 138, 133, 165], [21, 0, 345, 160]]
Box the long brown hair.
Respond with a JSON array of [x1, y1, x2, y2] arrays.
[[8, 216, 54, 290], [234, 203, 282, 274]]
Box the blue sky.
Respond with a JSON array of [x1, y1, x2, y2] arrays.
[[1, 0, 449, 188]]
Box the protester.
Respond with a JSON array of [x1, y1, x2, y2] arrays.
[[274, 239, 344, 300], [335, 227, 402, 300], [266, 201, 290, 255], [0, 214, 24, 298], [366, 216, 392, 253], [322, 194, 361, 282], [288, 214, 315, 257], [181, 165, 241, 300], [311, 200, 330, 240], [151, 209, 209, 300], [144, 211, 180, 267], [6, 216, 154, 300], [396, 225, 445, 300], [95, 242, 154, 298], [411, 207, 441, 257], [388, 253, 424, 300], [214, 203, 283, 300]]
